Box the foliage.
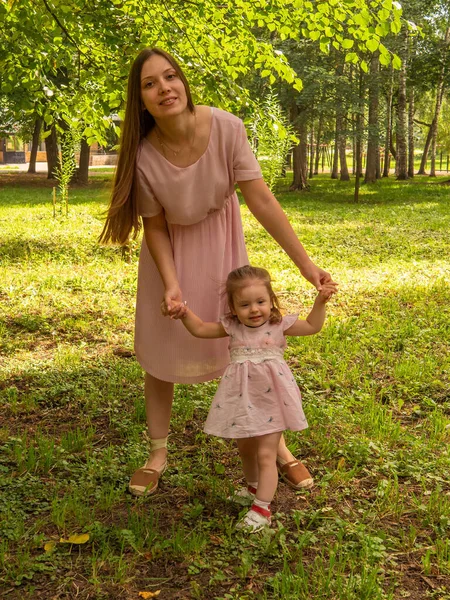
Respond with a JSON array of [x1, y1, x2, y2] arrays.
[[0, 171, 449, 597], [249, 94, 295, 191], [0, 0, 404, 146]]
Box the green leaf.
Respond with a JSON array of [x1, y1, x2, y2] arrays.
[[391, 20, 401, 34], [379, 52, 390, 66], [341, 39, 354, 49], [360, 60, 369, 73], [366, 38, 379, 52], [345, 52, 358, 63], [392, 54, 402, 70]]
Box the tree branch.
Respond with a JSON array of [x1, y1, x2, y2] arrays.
[[413, 118, 432, 128]]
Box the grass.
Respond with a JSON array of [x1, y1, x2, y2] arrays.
[[0, 171, 449, 599]]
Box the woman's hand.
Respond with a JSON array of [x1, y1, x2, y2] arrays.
[[300, 261, 337, 292], [161, 286, 186, 319], [316, 283, 337, 303]]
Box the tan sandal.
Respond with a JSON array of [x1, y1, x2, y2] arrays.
[[277, 459, 314, 490], [129, 462, 167, 496], [129, 437, 168, 497]]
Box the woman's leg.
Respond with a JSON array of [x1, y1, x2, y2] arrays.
[[276, 434, 296, 463], [143, 372, 174, 470]]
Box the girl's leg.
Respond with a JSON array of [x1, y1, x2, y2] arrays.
[[236, 437, 259, 484], [255, 432, 283, 502], [236, 432, 282, 531], [143, 372, 174, 470]]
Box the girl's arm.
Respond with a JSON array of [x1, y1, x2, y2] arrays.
[[181, 308, 228, 339], [284, 285, 334, 336], [238, 179, 335, 290], [142, 214, 185, 319]]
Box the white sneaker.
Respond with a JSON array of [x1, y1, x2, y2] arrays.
[[228, 486, 256, 506], [236, 507, 271, 532]]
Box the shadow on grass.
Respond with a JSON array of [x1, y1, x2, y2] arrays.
[[0, 236, 121, 263], [0, 174, 111, 207]]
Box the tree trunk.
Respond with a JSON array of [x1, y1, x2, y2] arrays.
[[314, 113, 323, 175], [44, 124, 59, 180], [383, 69, 393, 177], [408, 86, 415, 178], [289, 103, 309, 191], [354, 69, 365, 202], [430, 27, 450, 177], [417, 125, 432, 175], [331, 135, 339, 178], [27, 117, 42, 174], [396, 35, 408, 180], [76, 138, 90, 185], [309, 124, 314, 179], [365, 53, 380, 183], [335, 62, 350, 181]]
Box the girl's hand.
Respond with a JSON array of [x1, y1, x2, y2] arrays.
[[161, 286, 185, 319], [316, 283, 337, 303], [300, 261, 337, 291]]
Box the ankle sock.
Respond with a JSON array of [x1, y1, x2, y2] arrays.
[[247, 481, 258, 495], [252, 497, 271, 518]]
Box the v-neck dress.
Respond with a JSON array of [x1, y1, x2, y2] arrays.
[[134, 108, 263, 383]]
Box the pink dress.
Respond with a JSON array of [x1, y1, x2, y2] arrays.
[[203, 315, 308, 438], [134, 108, 262, 383]]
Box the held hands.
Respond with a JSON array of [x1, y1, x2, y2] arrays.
[[300, 261, 338, 294], [160, 286, 188, 319], [316, 283, 337, 303]]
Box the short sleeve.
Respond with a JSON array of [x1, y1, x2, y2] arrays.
[[282, 314, 299, 332], [135, 165, 162, 218], [233, 120, 263, 182], [219, 315, 235, 335]]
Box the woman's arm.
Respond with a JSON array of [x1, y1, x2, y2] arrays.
[[142, 214, 184, 318], [181, 308, 228, 339], [238, 178, 334, 290]]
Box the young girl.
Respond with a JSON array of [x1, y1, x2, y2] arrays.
[[177, 265, 335, 532]]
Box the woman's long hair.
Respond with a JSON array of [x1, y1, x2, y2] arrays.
[[99, 48, 195, 245]]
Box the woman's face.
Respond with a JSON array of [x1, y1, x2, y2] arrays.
[[140, 54, 188, 120]]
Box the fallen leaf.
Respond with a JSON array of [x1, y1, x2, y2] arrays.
[[59, 533, 90, 544], [44, 541, 56, 552], [138, 591, 161, 599]]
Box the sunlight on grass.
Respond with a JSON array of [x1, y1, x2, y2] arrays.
[[0, 173, 449, 598]]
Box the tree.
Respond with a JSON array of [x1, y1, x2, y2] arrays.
[[1, 0, 404, 189], [396, 33, 409, 180], [365, 52, 380, 183]]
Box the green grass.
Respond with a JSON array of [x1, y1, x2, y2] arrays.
[[0, 172, 449, 599]]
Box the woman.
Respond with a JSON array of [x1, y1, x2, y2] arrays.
[[100, 47, 336, 497]]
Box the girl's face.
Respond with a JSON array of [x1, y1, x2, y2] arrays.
[[140, 54, 188, 120], [231, 281, 272, 328]]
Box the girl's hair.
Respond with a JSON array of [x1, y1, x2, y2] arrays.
[[225, 265, 282, 324], [99, 48, 195, 245]]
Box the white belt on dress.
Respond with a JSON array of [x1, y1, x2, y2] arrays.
[[230, 347, 285, 364]]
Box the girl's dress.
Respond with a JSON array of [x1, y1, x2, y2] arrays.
[[134, 108, 262, 384], [203, 315, 308, 438]]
